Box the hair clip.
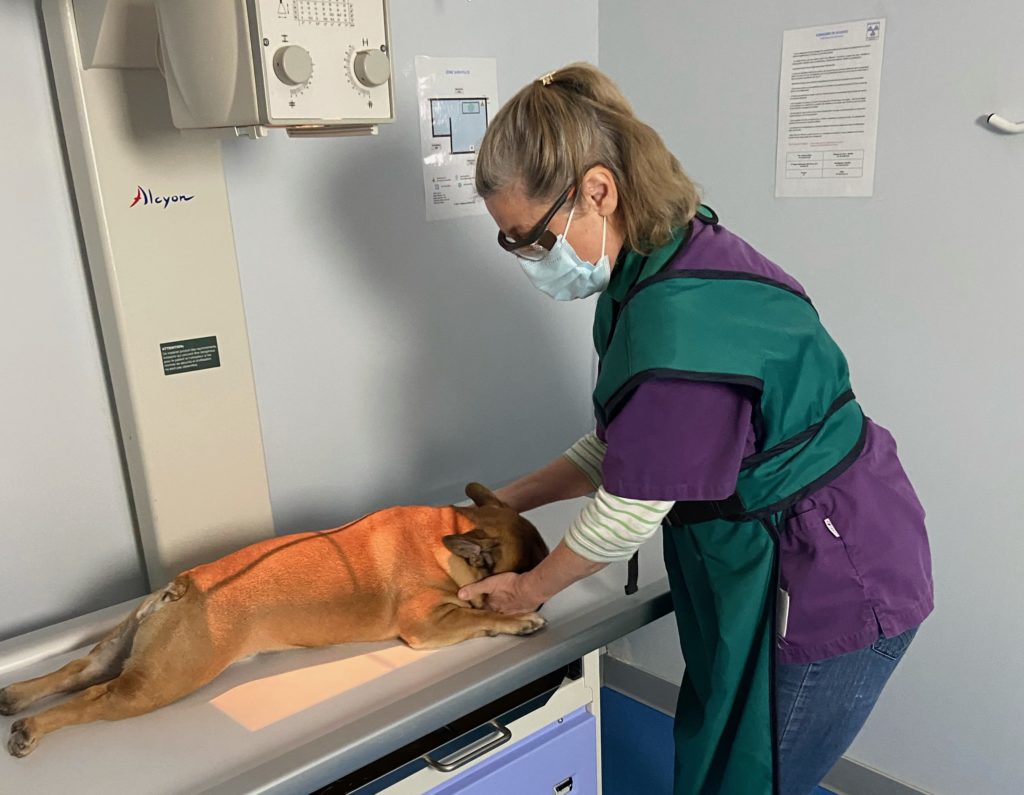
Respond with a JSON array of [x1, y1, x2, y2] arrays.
[[539, 71, 556, 86]]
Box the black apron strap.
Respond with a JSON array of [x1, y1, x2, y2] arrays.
[[667, 492, 745, 525], [625, 549, 639, 595]]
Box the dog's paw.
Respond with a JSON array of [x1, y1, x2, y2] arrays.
[[0, 686, 29, 717], [0, 687, 21, 716], [7, 719, 38, 758], [513, 613, 547, 636]]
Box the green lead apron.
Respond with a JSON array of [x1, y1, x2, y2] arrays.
[[594, 209, 866, 794]]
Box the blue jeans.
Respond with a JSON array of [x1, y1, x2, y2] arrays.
[[775, 626, 919, 795]]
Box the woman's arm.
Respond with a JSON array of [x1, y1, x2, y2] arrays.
[[459, 488, 673, 613], [472, 382, 754, 613], [494, 433, 604, 513]]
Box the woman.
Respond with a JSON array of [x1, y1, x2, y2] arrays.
[[457, 64, 933, 795]]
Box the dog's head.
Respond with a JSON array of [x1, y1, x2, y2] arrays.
[[442, 483, 550, 576]]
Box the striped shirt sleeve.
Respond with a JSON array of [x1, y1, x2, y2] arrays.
[[562, 432, 607, 489], [565, 487, 674, 563]]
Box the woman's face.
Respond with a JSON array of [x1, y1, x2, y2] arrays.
[[484, 168, 623, 267]]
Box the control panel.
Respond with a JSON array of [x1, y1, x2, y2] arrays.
[[252, 0, 393, 125]]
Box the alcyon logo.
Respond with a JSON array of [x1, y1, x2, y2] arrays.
[[130, 186, 195, 209]]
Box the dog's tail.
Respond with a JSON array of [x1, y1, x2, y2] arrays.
[[111, 576, 193, 666]]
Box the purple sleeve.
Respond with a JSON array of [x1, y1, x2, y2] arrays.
[[599, 380, 757, 501]]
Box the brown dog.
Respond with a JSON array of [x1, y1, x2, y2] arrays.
[[1, 483, 549, 757]]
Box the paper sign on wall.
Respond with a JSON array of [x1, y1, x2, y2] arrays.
[[415, 56, 499, 221], [775, 19, 886, 198]]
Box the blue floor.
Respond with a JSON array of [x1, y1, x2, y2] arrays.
[[600, 688, 834, 795]]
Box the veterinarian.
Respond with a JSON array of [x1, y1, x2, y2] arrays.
[[457, 63, 934, 795]]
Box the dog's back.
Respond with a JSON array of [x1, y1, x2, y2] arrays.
[[183, 505, 477, 651]]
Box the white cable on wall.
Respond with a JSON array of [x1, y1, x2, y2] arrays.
[[986, 113, 1024, 134]]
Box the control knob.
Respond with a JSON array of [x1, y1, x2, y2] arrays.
[[353, 49, 391, 88], [273, 45, 313, 86]]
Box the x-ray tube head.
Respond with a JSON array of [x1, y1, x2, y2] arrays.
[[155, 0, 395, 135]]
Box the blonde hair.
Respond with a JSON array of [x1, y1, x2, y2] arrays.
[[476, 63, 700, 253]]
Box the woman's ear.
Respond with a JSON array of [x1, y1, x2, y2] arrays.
[[580, 165, 619, 218]]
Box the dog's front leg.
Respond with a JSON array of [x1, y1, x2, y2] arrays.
[[398, 599, 546, 651]]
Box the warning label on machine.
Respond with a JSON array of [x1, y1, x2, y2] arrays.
[[160, 336, 220, 376]]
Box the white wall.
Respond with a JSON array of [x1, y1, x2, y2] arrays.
[[224, 0, 600, 531], [0, 1, 146, 642], [600, 1, 1024, 793]]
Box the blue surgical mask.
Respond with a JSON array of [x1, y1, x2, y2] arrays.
[[518, 205, 611, 301]]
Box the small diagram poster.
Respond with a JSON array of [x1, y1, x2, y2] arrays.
[[775, 19, 886, 198], [415, 56, 498, 221]]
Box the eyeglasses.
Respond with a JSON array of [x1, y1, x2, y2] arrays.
[[496, 184, 574, 261]]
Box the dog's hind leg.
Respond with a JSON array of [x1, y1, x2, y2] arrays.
[[6, 665, 195, 758], [7, 579, 236, 757], [0, 577, 189, 717]]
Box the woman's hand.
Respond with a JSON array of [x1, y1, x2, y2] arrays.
[[458, 573, 541, 615], [457, 541, 609, 615]]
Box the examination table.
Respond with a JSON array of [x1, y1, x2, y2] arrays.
[[0, 499, 673, 794]]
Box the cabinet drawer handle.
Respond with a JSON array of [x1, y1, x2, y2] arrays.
[[423, 721, 513, 773]]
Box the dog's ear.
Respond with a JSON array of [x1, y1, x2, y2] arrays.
[[465, 482, 507, 509], [443, 529, 500, 569]]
